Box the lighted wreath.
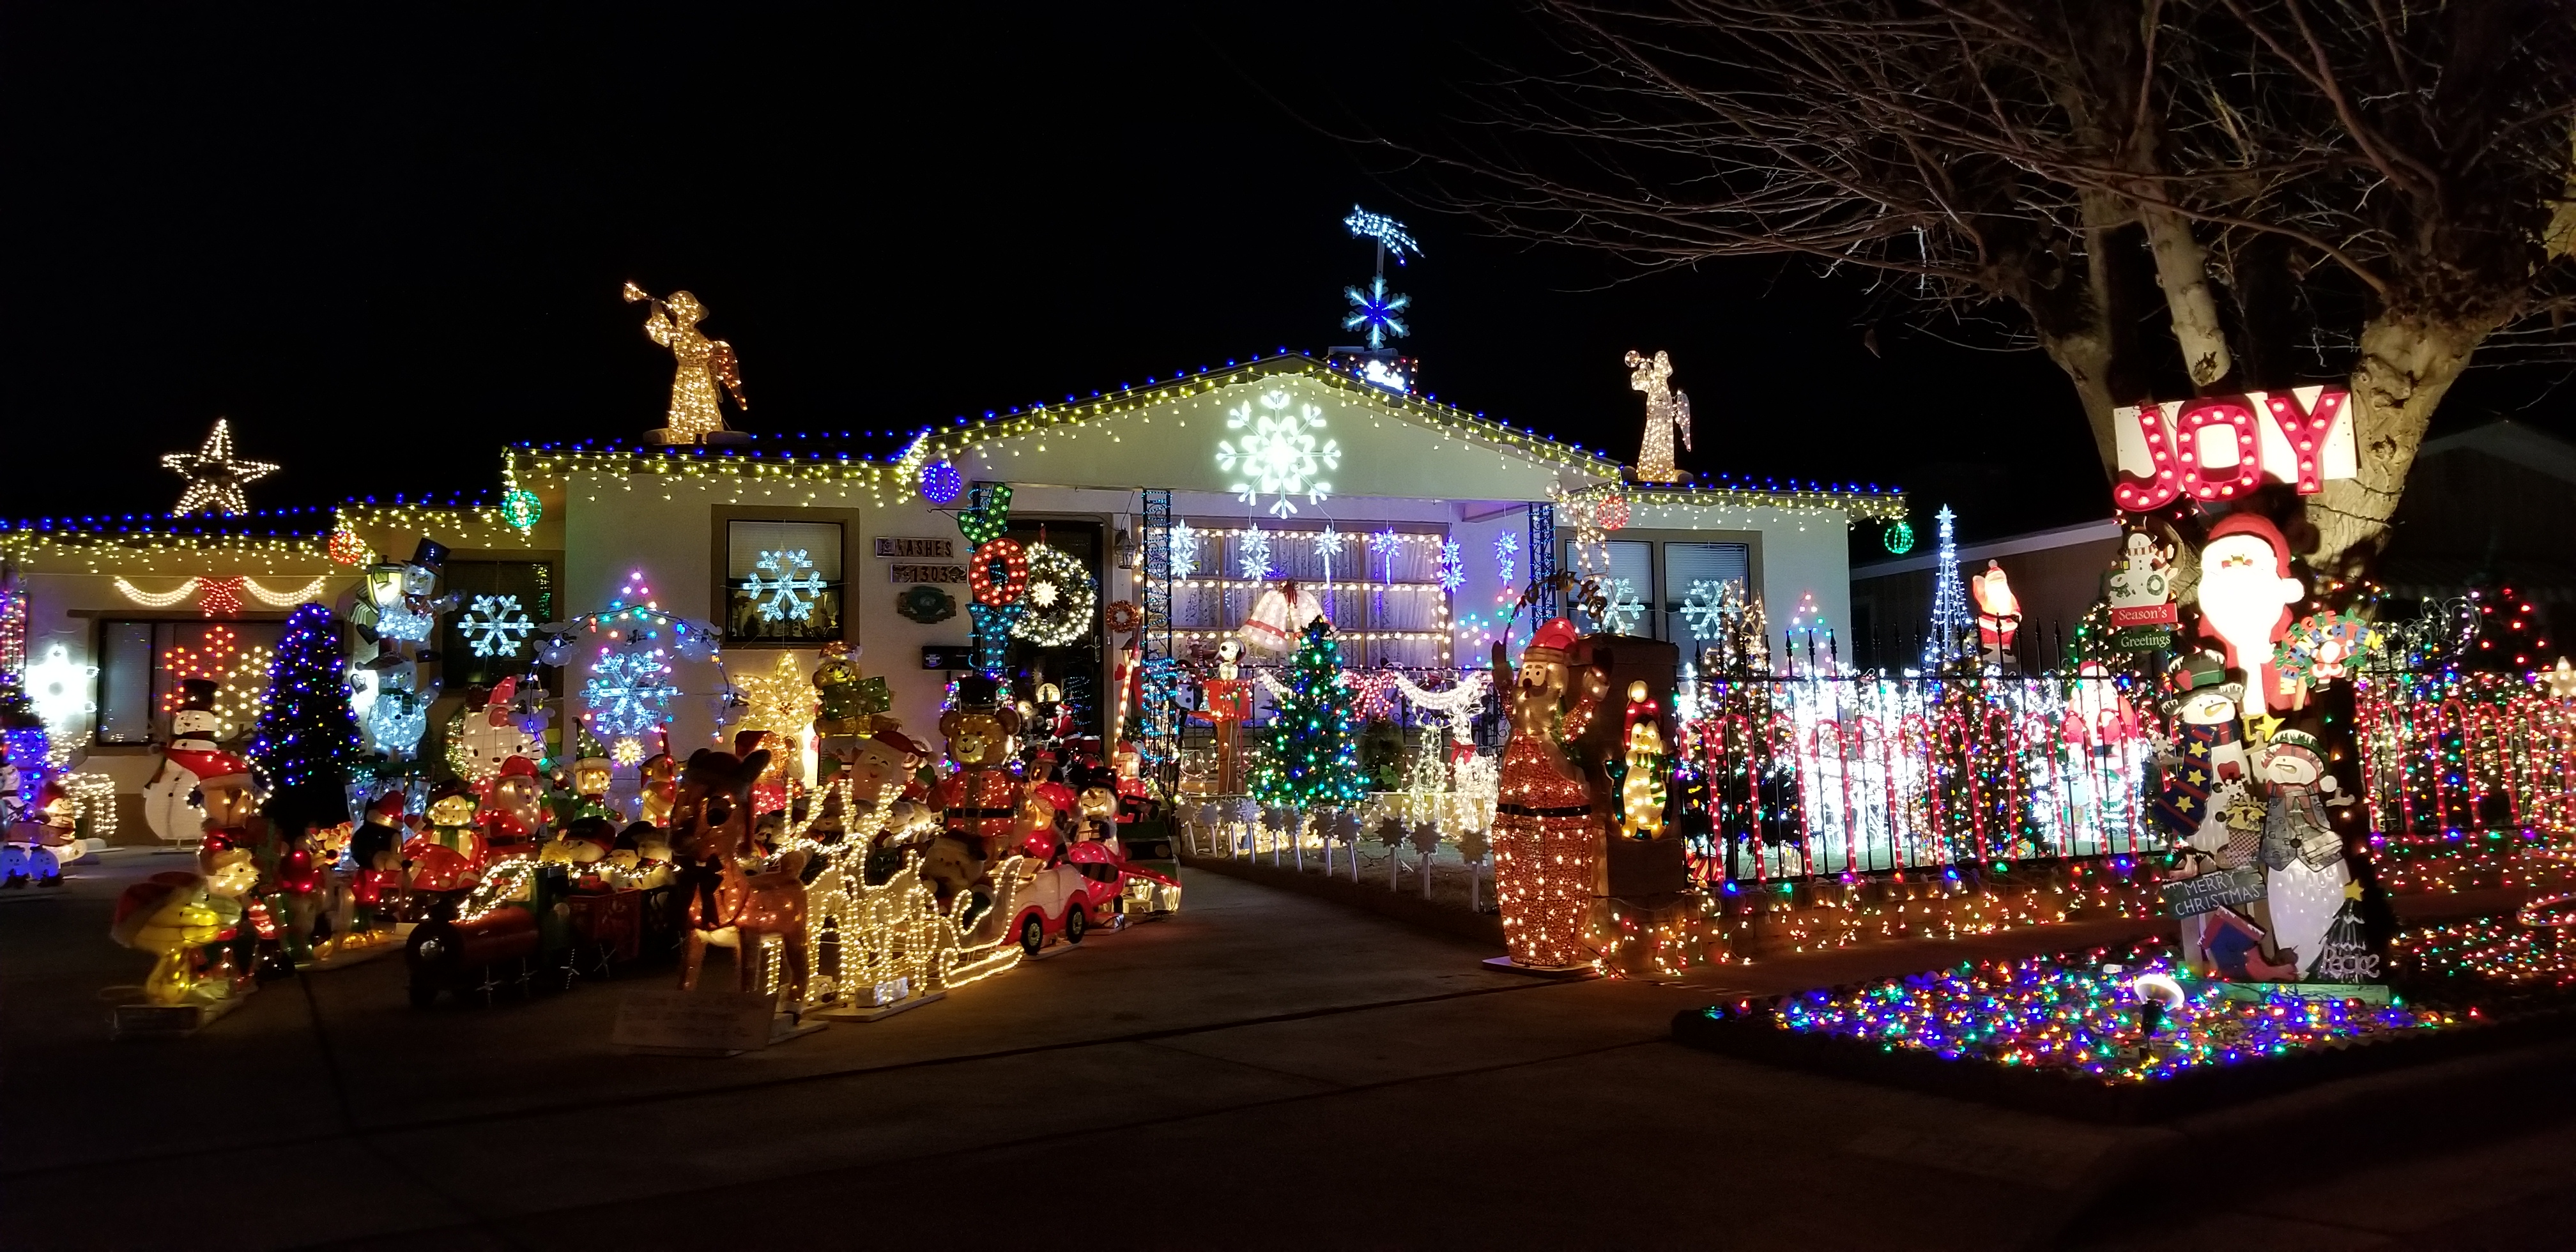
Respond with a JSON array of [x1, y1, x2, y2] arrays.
[[968, 537, 1028, 608], [898, 584, 957, 624], [1105, 599, 1143, 636], [1010, 543, 1097, 646], [2274, 610, 2377, 689]]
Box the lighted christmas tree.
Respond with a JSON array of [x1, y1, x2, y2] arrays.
[[247, 603, 362, 836], [1252, 618, 1367, 808], [1920, 505, 1970, 670]]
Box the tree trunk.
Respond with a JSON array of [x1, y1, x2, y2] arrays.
[[2305, 313, 2496, 570], [2138, 207, 2235, 390]]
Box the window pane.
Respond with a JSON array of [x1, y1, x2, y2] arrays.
[[1572, 539, 1656, 636], [726, 520, 845, 645], [728, 521, 842, 579], [96, 622, 156, 744], [1663, 542, 1751, 645], [438, 560, 555, 687]]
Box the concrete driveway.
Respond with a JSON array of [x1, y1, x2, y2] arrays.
[[5, 852, 2570, 1250]]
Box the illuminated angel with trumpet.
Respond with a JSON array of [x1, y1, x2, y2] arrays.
[[625, 282, 746, 443]]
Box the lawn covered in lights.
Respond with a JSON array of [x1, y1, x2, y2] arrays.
[[1711, 944, 2457, 1085]]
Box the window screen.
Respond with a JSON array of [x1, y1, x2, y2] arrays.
[[1663, 542, 1751, 646], [725, 520, 845, 645]]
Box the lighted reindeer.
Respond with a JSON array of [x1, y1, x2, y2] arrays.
[[672, 748, 811, 1007]]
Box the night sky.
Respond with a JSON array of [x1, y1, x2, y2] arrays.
[[5, 5, 2563, 550]]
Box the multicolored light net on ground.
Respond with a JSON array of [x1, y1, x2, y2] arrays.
[[1727, 943, 2454, 1083]]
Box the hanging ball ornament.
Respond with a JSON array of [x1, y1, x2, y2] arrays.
[[1596, 492, 1629, 531], [501, 487, 544, 531], [969, 538, 1029, 608], [328, 524, 371, 567], [1883, 519, 1916, 555], [921, 460, 964, 506]]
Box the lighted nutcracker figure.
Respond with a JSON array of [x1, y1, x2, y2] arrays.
[[1195, 639, 1254, 795], [1491, 618, 1611, 969], [926, 675, 1022, 919]]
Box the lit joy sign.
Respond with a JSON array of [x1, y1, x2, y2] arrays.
[[2112, 386, 2353, 511]]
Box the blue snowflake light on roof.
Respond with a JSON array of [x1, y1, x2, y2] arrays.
[[1343, 275, 1411, 350]]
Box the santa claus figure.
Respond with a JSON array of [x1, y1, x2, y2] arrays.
[[2196, 513, 2307, 715], [1971, 560, 2022, 666]]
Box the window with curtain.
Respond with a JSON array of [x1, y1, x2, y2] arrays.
[[725, 520, 845, 645]]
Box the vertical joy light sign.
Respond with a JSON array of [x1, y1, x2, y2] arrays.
[[2112, 386, 2353, 511]]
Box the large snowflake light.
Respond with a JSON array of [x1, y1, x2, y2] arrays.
[[744, 549, 827, 622], [1586, 577, 1646, 636], [1681, 579, 1738, 641], [1439, 541, 1466, 593], [26, 645, 95, 731], [583, 646, 677, 737], [457, 593, 535, 658], [1217, 390, 1338, 517], [1494, 532, 1519, 591], [1343, 274, 1411, 349]]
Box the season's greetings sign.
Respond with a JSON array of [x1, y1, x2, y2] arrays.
[[2112, 387, 2354, 511]]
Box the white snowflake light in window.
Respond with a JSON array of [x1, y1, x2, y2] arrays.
[[583, 646, 677, 737], [1169, 521, 1198, 579], [1681, 579, 1738, 641], [744, 549, 826, 622], [1439, 541, 1465, 593], [457, 593, 536, 658], [1237, 528, 1273, 581], [1216, 390, 1337, 517], [1586, 577, 1646, 636]]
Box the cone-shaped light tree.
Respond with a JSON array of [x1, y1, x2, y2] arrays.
[[248, 603, 361, 835]]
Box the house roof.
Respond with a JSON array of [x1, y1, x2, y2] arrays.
[[2416, 419, 2576, 485]]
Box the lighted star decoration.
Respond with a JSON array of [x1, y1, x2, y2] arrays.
[[2546, 657, 2576, 699], [745, 549, 827, 622], [1217, 390, 1338, 517], [732, 650, 817, 735], [161, 419, 279, 517], [1343, 205, 1422, 261]]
